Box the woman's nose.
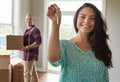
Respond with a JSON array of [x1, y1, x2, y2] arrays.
[[84, 17, 90, 23]]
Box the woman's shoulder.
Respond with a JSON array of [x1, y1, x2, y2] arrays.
[[60, 39, 74, 47], [60, 39, 71, 43]]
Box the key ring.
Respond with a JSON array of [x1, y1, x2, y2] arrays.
[[55, 12, 61, 24]]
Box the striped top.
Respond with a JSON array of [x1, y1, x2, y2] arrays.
[[50, 40, 109, 82]]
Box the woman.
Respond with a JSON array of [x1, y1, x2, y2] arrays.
[[47, 3, 113, 82]]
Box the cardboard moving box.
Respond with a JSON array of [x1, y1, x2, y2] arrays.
[[12, 63, 24, 82], [0, 55, 10, 69], [0, 65, 11, 82], [6, 35, 23, 50], [11, 57, 24, 82], [0, 55, 11, 82]]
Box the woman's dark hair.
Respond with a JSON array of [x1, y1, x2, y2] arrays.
[[73, 3, 113, 68]]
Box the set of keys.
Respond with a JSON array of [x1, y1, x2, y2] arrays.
[[55, 12, 61, 24]]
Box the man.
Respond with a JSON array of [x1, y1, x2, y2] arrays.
[[20, 13, 42, 82]]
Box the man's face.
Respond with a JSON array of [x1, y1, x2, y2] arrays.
[[25, 15, 33, 27]]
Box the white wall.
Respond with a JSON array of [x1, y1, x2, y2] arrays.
[[32, 0, 48, 71], [106, 0, 120, 82]]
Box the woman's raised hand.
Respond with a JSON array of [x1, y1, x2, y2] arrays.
[[47, 4, 61, 25]]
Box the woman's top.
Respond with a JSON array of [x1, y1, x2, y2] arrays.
[[49, 40, 109, 82]]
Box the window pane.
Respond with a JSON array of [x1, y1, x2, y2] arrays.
[[0, 0, 12, 24], [0, 25, 12, 54], [48, 15, 75, 40], [60, 15, 75, 39]]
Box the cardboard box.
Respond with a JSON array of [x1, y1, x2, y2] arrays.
[[0, 65, 11, 82], [6, 35, 23, 50], [11, 57, 24, 82], [12, 62, 24, 82], [0, 55, 11, 82], [0, 55, 10, 69]]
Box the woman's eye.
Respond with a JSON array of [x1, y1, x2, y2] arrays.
[[90, 17, 96, 20], [81, 16, 85, 19], [79, 15, 85, 19]]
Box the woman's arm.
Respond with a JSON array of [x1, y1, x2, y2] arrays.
[[47, 4, 61, 62]]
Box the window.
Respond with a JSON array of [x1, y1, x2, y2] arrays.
[[0, 0, 13, 55], [46, 0, 104, 72]]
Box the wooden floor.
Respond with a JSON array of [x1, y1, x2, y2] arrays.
[[38, 72, 60, 82]]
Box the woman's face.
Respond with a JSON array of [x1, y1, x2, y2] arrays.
[[77, 7, 95, 34]]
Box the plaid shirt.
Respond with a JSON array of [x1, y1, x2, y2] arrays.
[[23, 25, 42, 61]]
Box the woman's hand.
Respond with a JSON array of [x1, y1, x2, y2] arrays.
[[47, 4, 61, 26]]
